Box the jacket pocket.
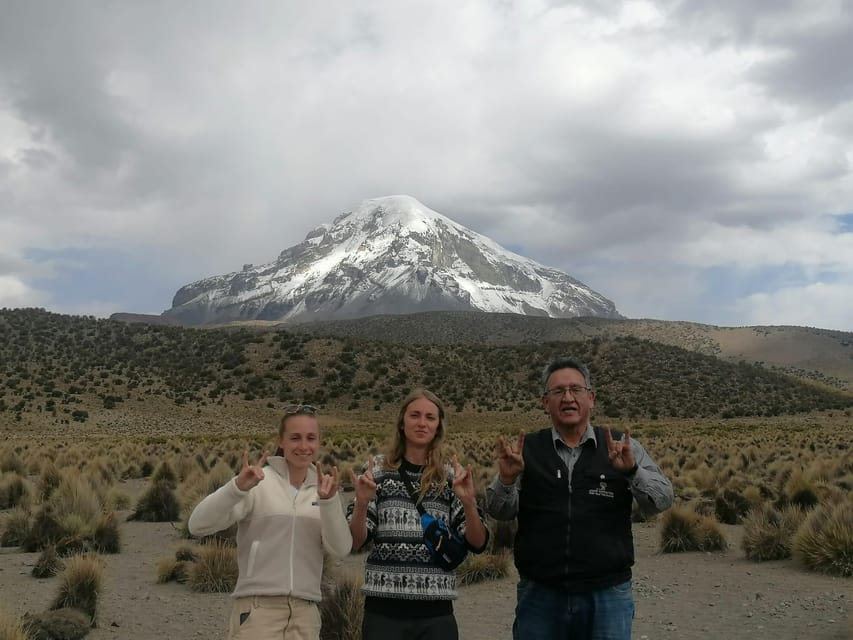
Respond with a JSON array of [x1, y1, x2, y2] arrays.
[[246, 540, 260, 578]]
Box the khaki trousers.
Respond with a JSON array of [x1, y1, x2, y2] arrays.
[[227, 595, 321, 640]]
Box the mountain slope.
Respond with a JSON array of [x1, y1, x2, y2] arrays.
[[162, 195, 621, 325], [1, 309, 850, 435], [283, 311, 853, 392]]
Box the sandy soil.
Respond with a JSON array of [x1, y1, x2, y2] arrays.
[[0, 496, 849, 640]]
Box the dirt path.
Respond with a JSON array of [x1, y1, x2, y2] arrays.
[[1, 514, 849, 639]]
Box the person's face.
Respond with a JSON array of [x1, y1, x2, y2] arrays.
[[278, 415, 320, 471], [542, 367, 596, 431], [402, 397, 441, 450]]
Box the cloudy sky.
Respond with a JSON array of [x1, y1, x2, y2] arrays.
[[1, 0, 852, 330]]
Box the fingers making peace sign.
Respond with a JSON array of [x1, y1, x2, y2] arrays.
[[316, 463, 339, 499], [235, 449, 269, 492], [350, 455, 377, 504], [604, 428, 636, 473], [496, 431, 525, 484]]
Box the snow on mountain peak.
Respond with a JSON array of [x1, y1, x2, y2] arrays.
[[164, 196, 622, 325]]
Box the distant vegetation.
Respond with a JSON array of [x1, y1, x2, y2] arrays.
[[0, 308, 850, 431]]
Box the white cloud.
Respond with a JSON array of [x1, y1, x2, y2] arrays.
[[733, 282, 853, 331], [0, 274, 46, 308]]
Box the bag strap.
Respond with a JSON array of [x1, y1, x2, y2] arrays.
[[397, 465, 427, 516]]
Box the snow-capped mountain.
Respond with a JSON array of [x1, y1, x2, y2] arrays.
[[162, 195, 622, 325]]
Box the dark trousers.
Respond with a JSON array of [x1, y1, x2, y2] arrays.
[[362, 610, 459, 640]]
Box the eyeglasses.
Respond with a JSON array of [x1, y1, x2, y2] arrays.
[[544, 386, 592, 399], [284, 404, 318, 416]]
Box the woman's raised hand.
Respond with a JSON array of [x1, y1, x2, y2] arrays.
[[317, 463, 339, 499], [235, 450, 269, 492], [351, 455, 377, 504], [451, 454, 476, 505]]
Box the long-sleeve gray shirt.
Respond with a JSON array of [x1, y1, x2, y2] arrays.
[[486, 424, 673, 520]]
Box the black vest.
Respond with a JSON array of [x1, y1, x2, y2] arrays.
[[515, 427, 634, 592]]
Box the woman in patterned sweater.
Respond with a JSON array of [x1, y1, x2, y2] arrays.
[[348, 388, 489, 640]]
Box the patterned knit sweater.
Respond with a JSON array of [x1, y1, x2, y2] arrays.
[[347, 456, 483, 603]]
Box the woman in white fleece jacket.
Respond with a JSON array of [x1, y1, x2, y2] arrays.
[[188, 404, 352, 640]]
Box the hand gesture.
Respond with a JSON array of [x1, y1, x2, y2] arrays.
[[317, 463, 339, 499], [235, 449, 269, 492], [351, 455, 377, 504], [451, 455, 477, 505], [605, 429, 636, 473], [496, 431, 525, 484]]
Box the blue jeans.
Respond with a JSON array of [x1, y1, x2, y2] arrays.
[[512, 578, 634, 640]]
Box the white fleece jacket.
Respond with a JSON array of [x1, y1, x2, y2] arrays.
[[187, 457, 352, 601]]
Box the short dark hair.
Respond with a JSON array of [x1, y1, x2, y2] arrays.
[[541, 357, 591, 391]]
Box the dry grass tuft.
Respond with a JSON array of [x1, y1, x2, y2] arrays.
[[127, 479, 180, 522], [659, 505, 728, 553], [792, 496, 853, 577], [1, 507, 31, 547], [155, 557, 191, 584], [457, 551, 512, 586], [487, 518, 517, 552], [319, 570, 364, 640], [0, 472, 31, 510], [50, 553, 104, 627], [0, 607, 28, 640], [91, 511, 121, 554], [187, 540, 238, 593], [23, 607, 90, 640], [714, 488, 752, 525], [32, 545, 64, 578], [741, 503, 805, 561], [22, 508, 65, 552]]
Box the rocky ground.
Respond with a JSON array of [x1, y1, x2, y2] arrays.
[[1, 502, 849, 640]]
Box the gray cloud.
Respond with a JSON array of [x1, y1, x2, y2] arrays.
[[0, 1, 851, 328]]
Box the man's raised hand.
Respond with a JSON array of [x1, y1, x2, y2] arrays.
[[496, 431, 525, 485], [235, 449, 269, 492]]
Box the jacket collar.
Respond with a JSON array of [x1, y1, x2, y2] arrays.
[[267, 456, 318, 488]]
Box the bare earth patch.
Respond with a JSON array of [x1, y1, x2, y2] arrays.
[[0, 502, 849, 640]]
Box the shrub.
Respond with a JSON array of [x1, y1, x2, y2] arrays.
[[714, 488, 752, 525], [0, 472, 31, 510], [22, 608, 90, 640], [0, 607, 28, 640], [127, 479, 180, 522], [151, 461, 178, 489], [792, 497, 853, 577], [32, 545, 63, 578], [782, 470, 820, 510], [46, 473, 102, 523], [50, 553, 104, 627], [38, 462, 62, 501], [457, 551, 512, 585], [0, 449, 26, 475], [659, 505, 727, 553], [22, 508, 65, 552], [91, 511, 121, 554], [105, 487, 131, 511], [156, 557, 191, 584], [319, 571, 364, 640], [1, 508, 31, 547], [188, 540, 238, 593], [741, 504, 805, 562], [487, 518, 516, 552]]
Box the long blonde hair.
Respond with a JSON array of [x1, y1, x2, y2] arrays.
[[382, 388, 448, 501]]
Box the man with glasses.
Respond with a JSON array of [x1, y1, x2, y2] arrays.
[[486, 356, 673, 640]]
